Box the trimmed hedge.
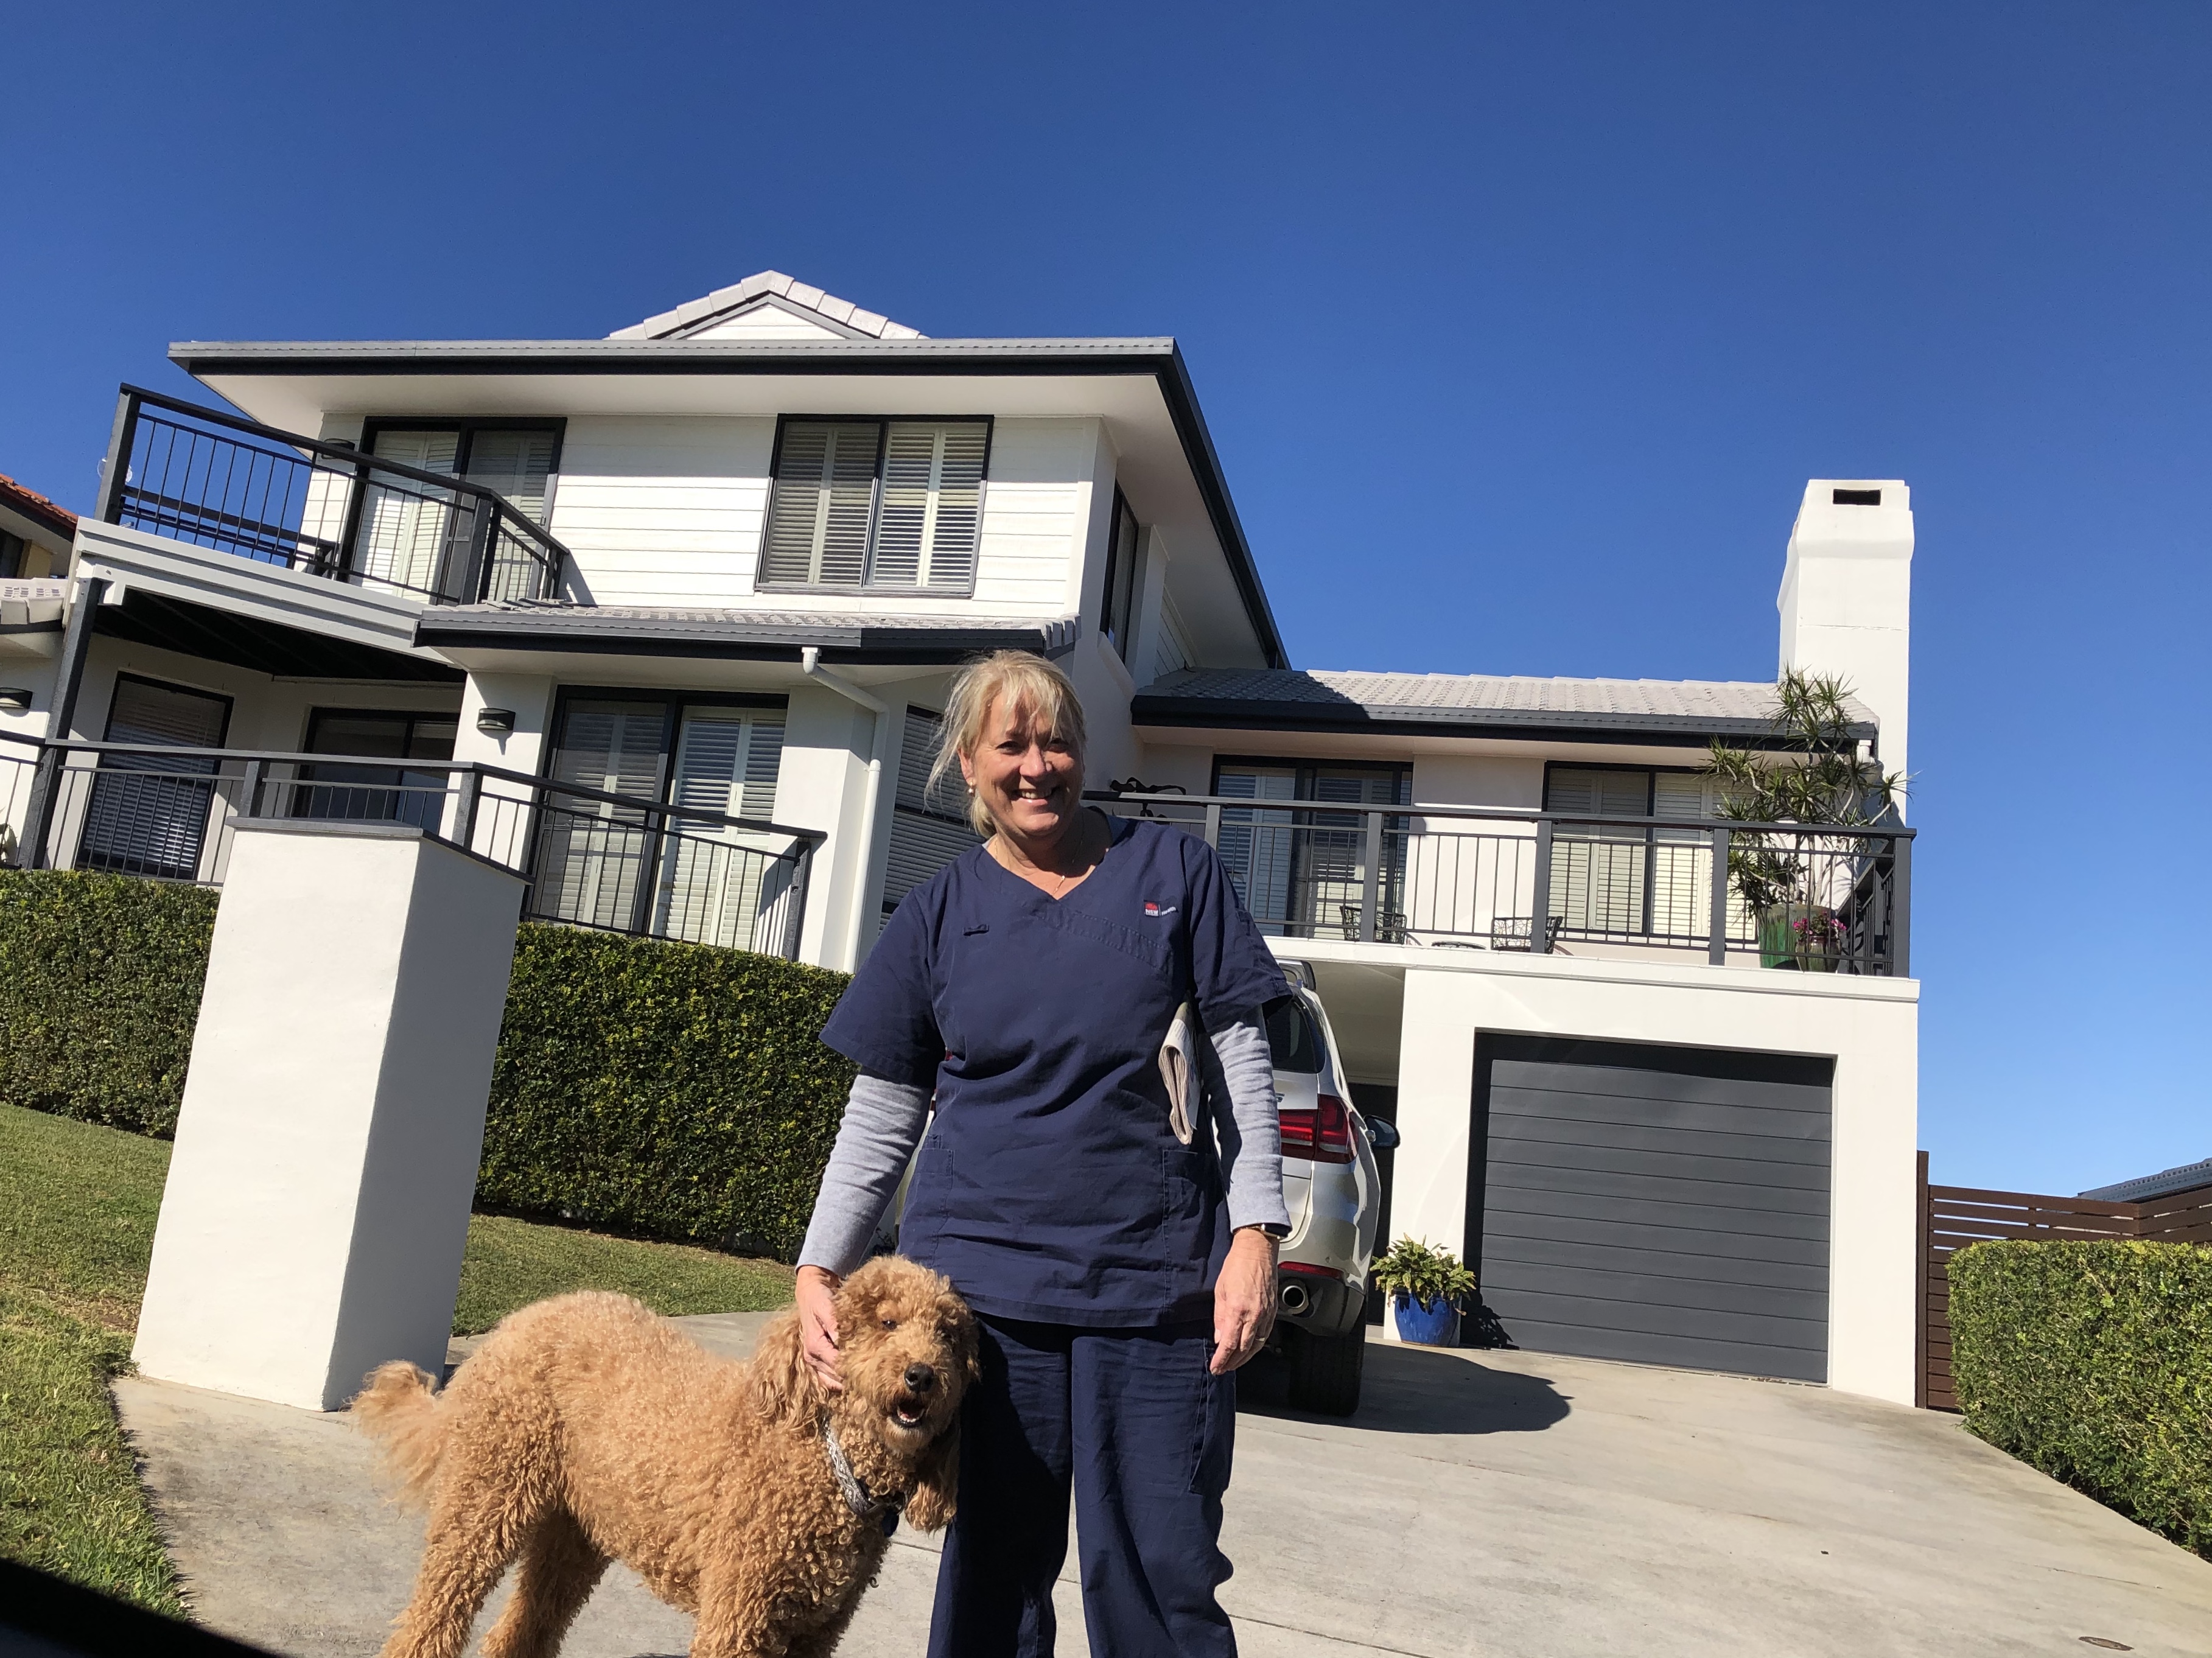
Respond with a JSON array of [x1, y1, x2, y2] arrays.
[[0, 873, 217, 1136], [478, 925, 853, 1260], [0, 872, 856, 1261], [1949, 1238, 2212, 1557]]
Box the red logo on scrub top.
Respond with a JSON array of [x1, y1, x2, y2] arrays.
[[1144, 901, 1176, 917]]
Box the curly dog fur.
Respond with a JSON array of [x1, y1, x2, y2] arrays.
[[352, 1256, 978, 1658]]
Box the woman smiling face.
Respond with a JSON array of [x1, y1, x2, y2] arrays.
[[959, 693, 1085, 850]]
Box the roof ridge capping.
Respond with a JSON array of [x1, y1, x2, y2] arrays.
[[608, 270, 926, 342]]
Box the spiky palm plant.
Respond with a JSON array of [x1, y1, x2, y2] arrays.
[[1705, 670, 1906, 913]]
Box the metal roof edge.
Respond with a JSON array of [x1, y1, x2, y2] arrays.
[[1129, 694, 1872, 744]]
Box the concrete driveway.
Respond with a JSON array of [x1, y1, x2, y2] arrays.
[[114, 1316, 2212, 1657]]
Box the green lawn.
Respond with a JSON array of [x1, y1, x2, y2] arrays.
[[0, 1102, 795, 1612]]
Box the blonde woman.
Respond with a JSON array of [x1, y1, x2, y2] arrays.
[[795, 649, 1290, 1658]]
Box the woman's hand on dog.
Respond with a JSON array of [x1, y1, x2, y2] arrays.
[[1210, 1226, 1278, 1374], [796, 1265, 844, 1393]]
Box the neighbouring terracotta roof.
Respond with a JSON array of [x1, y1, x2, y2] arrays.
[[0, 472, 79, 544]]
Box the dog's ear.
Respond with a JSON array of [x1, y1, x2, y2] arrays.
[[904, 1415, 960, 1533], [748, 1310, 814, 1426]]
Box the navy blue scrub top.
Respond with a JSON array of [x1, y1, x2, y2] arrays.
[[821, 813, 1287, 1327]]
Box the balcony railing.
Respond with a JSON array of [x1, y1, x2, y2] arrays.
[[1, 733, 821, 960], [91, 387, 571, 606], [1093, 789, 1913, 976]]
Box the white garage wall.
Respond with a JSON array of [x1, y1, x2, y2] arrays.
[[1285, 940, 1920, 1407]]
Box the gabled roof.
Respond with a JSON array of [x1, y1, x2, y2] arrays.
[[606, 271, 924, 342], [0, 472, 79, 545], [1132, 668, 1877, 747]]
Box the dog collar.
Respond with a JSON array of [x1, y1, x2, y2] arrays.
[[822, 1419, 903, 1536]]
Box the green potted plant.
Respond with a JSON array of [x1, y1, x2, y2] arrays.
[[1705, 670, 1906, 971], [1371, 1235, 1477, 1346]]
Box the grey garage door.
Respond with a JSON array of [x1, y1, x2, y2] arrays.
[[1473, 1036, 1833, 1383]]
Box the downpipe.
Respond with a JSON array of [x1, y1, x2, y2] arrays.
[[799, 648, 890, 971]]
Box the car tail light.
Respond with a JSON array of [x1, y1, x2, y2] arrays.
[[1280, 1093, 1356, 1164], [1278, 1261, 1343, 1281]]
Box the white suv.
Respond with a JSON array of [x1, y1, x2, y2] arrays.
[[1265, 962, 1396, 1415]]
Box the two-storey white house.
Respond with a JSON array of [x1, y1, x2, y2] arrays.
[[0, 271, 1922, 1405]]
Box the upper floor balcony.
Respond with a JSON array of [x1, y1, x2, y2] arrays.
[[93, 387, 571, 607], [1096, 788, 1913, 976]]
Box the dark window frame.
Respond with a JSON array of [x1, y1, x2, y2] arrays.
[[357, 416, 568, 525], [102, 671, 234, 749], [755, 413, 995, 598], [301, 707, 461, 761], [0, 528, 26, 579], [543, 684, 789, 808], [1101, 487, 1141, 663]]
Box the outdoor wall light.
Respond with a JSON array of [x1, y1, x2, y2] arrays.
[[0, 688, 32, 713], [475, 707, 516, 735]]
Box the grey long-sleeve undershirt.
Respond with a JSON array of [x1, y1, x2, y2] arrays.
[[796, 1009, 1289, 1278]]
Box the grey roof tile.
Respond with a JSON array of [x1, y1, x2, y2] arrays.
[[1133, 668, 1876, 738], [609, 270, 924, 341]]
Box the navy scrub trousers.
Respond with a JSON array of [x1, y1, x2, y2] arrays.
[[930, 1317, 1237, 1658], [820, 814, 1286, 1658]]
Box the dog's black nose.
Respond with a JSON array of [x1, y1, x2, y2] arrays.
[[904, 1363, 937, 1392]]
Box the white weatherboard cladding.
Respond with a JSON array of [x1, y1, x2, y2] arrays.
[[972, 419, 1088, 613], [548, 418, 774, 606], [544, 416, 1082, 614], [689, 307, 848, 340]]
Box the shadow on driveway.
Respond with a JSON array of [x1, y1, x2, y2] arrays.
[[1238, 1340, 1570, 1435]]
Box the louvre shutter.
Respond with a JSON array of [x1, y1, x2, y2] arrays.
[[761, 422, 880, 587], [79, 679, 231, 881], [1216, 765, 1300, 933], [873, 422, 987, 590], [539, 699, 668, 931], [1651, 774, 1717, 943], [361, 430, 463, 595], [463, 429, 557, 523], [1547, 768, 1650, 938], [881, 707, 981, 916], [656, 706, 790, 949]]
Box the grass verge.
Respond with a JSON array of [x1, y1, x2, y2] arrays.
[[0, 1103, 795, 1611]]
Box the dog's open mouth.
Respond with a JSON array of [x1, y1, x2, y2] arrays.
[[889, 1393, 929, 1429]]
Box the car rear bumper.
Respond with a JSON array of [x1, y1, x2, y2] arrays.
[[1275, 1269, 1366, 1338]]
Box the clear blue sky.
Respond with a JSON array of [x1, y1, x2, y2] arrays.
[[4, 3, 2205, 1194]]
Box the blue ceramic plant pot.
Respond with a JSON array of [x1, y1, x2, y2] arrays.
[[1391, 1293, 1461, 1346]]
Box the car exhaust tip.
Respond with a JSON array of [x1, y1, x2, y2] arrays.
[[1279, 1281, 1311, 1316]]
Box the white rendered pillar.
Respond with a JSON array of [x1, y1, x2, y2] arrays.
[[133, 822, 524, 1411], [1777, 480, 1914, 794]]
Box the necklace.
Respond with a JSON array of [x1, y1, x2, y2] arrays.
[[994, 811, 1103, 897]]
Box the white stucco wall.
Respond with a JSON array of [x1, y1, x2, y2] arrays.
[[1287, 940, 1920, 1406], [1777, 479, 1913, 789], [133, 824, 523, 1411]]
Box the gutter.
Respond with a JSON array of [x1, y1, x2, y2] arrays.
[[800, 647, 891, 971]]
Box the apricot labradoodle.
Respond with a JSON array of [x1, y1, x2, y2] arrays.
[[353, 1256, 978, 1658]]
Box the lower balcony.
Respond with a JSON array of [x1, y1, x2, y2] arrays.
[[1096, 789, 1913, 976], [0, 733, 821, 961]]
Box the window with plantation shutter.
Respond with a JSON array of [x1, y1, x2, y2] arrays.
[[882, 706, 981, 915], [760, 417, 990, 592], [1544, 766, 1738, 946]]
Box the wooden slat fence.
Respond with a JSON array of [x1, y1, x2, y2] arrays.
[[1919, 1159, 2212, 1410]]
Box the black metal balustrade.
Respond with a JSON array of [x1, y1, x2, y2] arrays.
[[93, 387, 570, 606], [1, 733, 821, 961], [1092, 789, 1913, 975]]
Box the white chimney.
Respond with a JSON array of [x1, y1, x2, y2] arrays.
[[1777, 480, 1913, 805]]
